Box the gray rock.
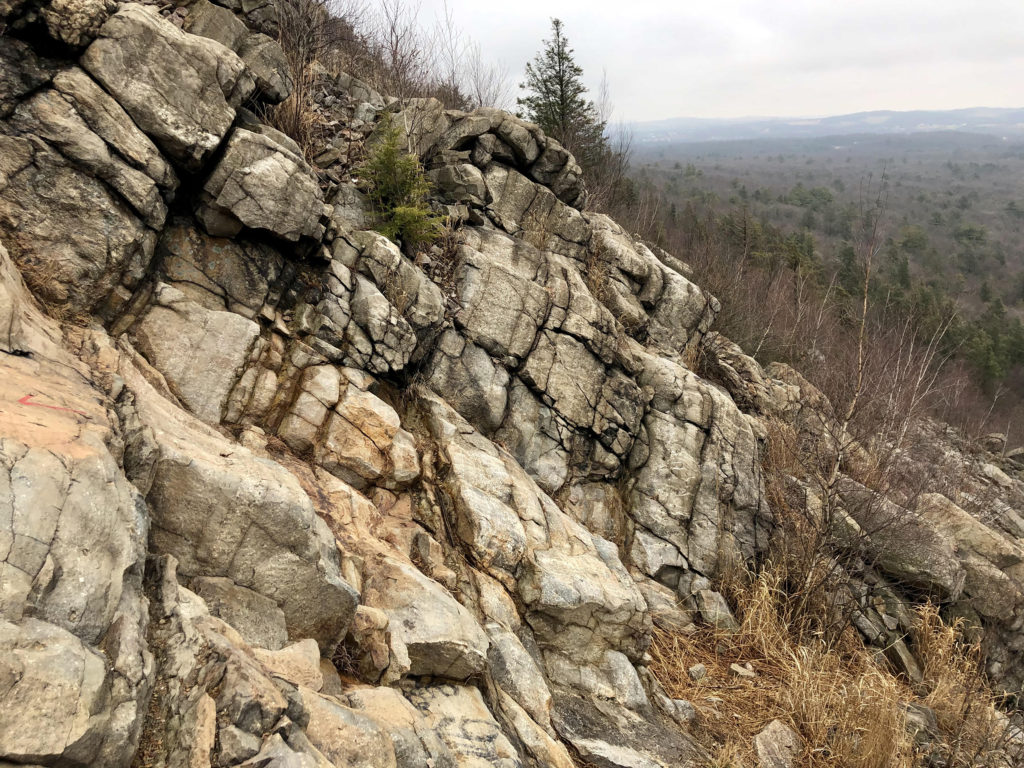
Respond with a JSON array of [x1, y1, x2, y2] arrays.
[[218, 725, 262, 764], [0, 135, 155, 316], [425, 331, 511, 434], [0, 251, 152, 768], [0, 619, 110, 765], [192, 576, 290, 650], [81, 4, 253, 170], [838, 478, 966, 600], [41, 0, 116, 47], [486, 623, 553, 729], [551, 689, 707, 768], [430, 163, 487, 205], [198, 127, 329, 241], [404, 685, 523, 768], [754, 719, 802, 768], [184, 0, 293, 103], [10, 86, 168, 228], [131, 283, 260, 424], [344, 686, 458, 768], [155, 217, 283, 318], [694, 589, 739, 632], [0, 40, 58, 119]]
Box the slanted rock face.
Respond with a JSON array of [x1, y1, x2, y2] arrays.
[[119, 352, 359, 652], [0, 243, 152, 768]]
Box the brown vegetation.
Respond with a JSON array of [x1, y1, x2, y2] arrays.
[[650, 569, 1012, 767]]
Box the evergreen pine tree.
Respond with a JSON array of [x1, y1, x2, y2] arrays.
[[518, 18, 607, 171]]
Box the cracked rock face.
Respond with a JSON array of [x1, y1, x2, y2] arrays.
[[81, 4, 253, 171], [198, 127, 330, 242], [2, 4, 1024, 765]]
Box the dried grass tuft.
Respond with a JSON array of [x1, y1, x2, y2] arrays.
[[650, 567, 1013, 768]]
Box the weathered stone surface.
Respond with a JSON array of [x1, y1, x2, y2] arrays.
[[0, 39, 58, 120], [914, 493, 1024, 619], [486, 623, 553, 730], [41, 0, 116, 47], [551, 689, 707, 768], [192, 576, 290, 650], [425, 331, 511, 433], [155, 217, 283, 318], [0, 247, 151, 768], [419, 390, 649, 662], [361, 557, 488, 680], [405, 685, 523, 768], [299, 688, 398, 768], [315, 382, 420, 489], [346, 274, 419, 373], [630, 351, 768, 578], [14, 86, 169, 226], [51, 67, 178, 191], [838, 478, 965, 600], [0, 134, 155, 315], [81, 4, 253, 170], [131, 283, 260, 424], [693, 589, 739, 631], [754, 719, 803, 768], [120, 355, 358, 652], [254, 640, 324, 691], [199, 127, 328, 241], [453, 236, 549, 364], [344, 686, 457, 768], [0, 619, 111, 765], [184, 0, 293, 103], [349, 230, 446, 331], [140, 558, 330, 768]]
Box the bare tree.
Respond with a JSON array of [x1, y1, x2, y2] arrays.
[[463, 41, 513, 110]]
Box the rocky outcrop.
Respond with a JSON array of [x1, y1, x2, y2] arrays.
[[1, 1, 1023, 764]]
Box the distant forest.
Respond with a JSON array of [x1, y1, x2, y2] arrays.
[[625, 132, 1024, 443]]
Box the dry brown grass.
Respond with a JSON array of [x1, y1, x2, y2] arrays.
[[913, 606, 1015, 767], [262, 64, 329, 162], [649, 568, 1012, 768]]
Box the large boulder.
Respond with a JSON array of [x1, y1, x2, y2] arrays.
[[198, 127, 330, 242], [81, 3, 253, 170], [183, 0, 293, 103]]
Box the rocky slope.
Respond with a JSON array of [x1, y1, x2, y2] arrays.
[[0, 2, 1022, 766]]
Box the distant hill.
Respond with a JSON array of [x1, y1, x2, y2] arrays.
[[628, 107, 1024, 144]]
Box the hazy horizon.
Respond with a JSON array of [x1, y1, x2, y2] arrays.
[[415, 0, 1024, 123]]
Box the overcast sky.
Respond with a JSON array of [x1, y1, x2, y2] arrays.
[[412, 0, 1024, 122]]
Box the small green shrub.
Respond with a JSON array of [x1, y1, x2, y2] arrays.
[[360, 113, 442, 251]]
